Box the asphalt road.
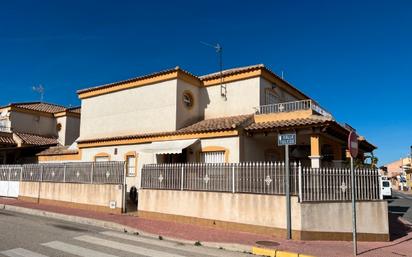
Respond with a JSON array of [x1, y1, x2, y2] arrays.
[[0, 209, 249, 257], [388, 190, 412, 223]]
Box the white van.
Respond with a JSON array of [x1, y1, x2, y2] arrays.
[[380, 179, 392, 199]]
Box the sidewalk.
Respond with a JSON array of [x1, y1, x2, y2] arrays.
[[1, 197, 411, 257]]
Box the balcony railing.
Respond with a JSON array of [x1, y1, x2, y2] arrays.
[[254, 99, 333, 118], [0, 126, 11, 133]]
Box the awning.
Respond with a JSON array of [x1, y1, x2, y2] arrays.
[[141, 139, 199, 154]]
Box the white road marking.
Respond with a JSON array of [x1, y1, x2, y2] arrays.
[[1, 248, 48, 257], [42, 241, 118, 257], [100, 231, 225, 257], [75, 235, 187, 257]]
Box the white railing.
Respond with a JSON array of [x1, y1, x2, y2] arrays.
[[255, 99, 333, 118], [0, 126, 11, 132], [141, 162, 380, 202], [0, 162, 125, 185]]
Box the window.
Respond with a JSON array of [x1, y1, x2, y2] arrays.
[[94, 153, 110, 162], [126, 155, 136, 177], [182, 91, 194, 108], [265, 88, 280, 105], [200, 151, 225, 163]]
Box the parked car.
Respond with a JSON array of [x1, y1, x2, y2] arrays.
[[381, 180, 392, 199]]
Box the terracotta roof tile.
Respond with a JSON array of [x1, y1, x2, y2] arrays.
[[0, 133, 16, 145], [78, 114, 252, 144], [178, 114, 253, 133], [199, 64, 265, 80], [37, 146, 78, 156], [77, 67, 199, 94], [15, 132, 59, 146], [67, 106, 81, 114], [11, 102, 67, 114], [245, 116, 332, 131]]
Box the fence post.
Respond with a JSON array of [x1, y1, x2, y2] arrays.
[[63, 163, 66, 183], [298, 162, 302, 202], [7, 167, 11, 196], [232, 164, 235, 194], [180, 165, 184, 191], [91, 163, 94, 184]]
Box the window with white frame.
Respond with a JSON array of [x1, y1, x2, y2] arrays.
[[200, 151, 225, 163], [126, 155, 136, 177], [95, 156, 109, 162]]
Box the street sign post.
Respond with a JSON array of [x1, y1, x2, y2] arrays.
[[278, 133, 296, 240], [348, 131, 358, 256]]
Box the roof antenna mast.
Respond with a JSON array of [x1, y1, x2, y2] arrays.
[[32, 84, 45, 102], [200, 41, 226, 100]]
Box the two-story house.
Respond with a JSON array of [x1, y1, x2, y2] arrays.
[[38, 64, 376, 193], [0, 102, 80, 164]]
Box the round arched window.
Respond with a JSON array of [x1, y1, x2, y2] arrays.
[[182, 91, 194, 109], [56, 123, 62, 131]]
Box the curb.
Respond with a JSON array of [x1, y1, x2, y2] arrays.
[[0, 203, 250, 253], [252, 246, 316, 257]]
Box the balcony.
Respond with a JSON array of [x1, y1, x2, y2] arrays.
[[254, 99, 333, 118], [0, 126, 11, 133]]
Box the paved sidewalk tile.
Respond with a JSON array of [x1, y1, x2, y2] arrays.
[[1, 197, 412, 257]]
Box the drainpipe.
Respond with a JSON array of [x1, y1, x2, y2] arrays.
[[122, 162, 127, 213]]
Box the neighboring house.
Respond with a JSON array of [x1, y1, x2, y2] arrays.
[[38, 64, 376, 192], [0, 102, 80, 164], [384, 157, 412, 190]]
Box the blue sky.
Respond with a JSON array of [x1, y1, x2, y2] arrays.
[[0, 1, 411, 164]]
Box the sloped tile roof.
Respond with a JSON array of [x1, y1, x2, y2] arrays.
[[78, 114, 252, 144], [199, 64, 265, 80], [77, 67, 199, 94], [11, 102, 67, 113], [178, 114, 253, 133], [245, 116, 332, 131], [68, 107, 81, 114], [15, 132, 59, 146], [0, 133, 16, 145], [37, 146, 78, 156]]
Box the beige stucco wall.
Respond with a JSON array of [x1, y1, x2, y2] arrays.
[[139, 189, 302, 230], [19, 181, 123, 209], [56, 116, 67, 145], [10, 111, 57, 137], [79, 79, 178, 140], [176, 79, 201, 129], [300, 201, 389, 234], [139, 189, 389, 237], [201, 77, 260, 119]]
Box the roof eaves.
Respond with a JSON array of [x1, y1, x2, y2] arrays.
[[77, 67, 199, 95]]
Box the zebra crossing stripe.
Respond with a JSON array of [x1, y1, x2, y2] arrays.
[[42, 241, 119, 257], [1, 248, 48, 257], [75, 235, 187, 257], [100, 231, 225, 257]]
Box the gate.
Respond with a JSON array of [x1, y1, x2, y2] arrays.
[[0, 165, 22, 198]]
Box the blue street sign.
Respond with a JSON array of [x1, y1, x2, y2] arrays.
[[278, 133, 296, 146]]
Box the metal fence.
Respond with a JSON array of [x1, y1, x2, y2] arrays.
[[0, 162, 124, 184], [300, 167, 380, 202], [142, 162, 299, 195], [141, 162, 381, 202]]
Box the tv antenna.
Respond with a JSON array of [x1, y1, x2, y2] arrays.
[[200, 41, 226, 100], [32, 84, 45, 102]]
